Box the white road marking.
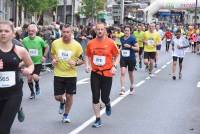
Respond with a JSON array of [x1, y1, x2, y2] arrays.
[[69, 60, 172, 134], [161, 65, 167, 69], [166, 60, 172, 65], [135, 80, 145, 87], [197, 81, 200, 88], [77, 78, 90, 85], [145, 76, 151, 80], [154, 69, 161, 74]]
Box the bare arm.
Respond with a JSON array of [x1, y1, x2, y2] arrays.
[[19, 47, 34, 75]]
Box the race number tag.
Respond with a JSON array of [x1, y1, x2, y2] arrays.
[[147, 39, 155, 45], [167, 39, 171, 41], [93, 55, 106, 66], [58, 50, 72, 60], [121, 50, 130, 57], [0, 71, 16, 88], [29, 49, 38, 57]]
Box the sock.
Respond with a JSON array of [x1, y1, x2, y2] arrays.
[[34, 80, 39, 89], [28, 82, 34, 93], [96, 117, 100, 122], [63, 113, 68, 117]]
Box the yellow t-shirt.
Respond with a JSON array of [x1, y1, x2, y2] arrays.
[[115, 32, 124, 38], [144, 31, 161, 52], [134, 31, 145, 47], [51, 38, 83, 77]]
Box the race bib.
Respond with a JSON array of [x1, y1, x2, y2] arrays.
[[121, 50, 130, 57], [29, 49, 38, 57], [0, 71, 16, 88], [147, 39, 155, 45], [167, 39, 171, 41], [93, 55, 106, 66], [58, 50, 72, 60]]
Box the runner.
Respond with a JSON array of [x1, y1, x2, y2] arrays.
[[162, 28, 173, 52], [120, 25, 139, 95], [171, 29, 189, 80], [51, 24, 83, 123], [85, 23, 120, 128], [155, 24, 163, 68], [133, 25, 144, 69], [22, 24, 49, 99], [143, 23, 161, 75], [0, 21, 34, 134]]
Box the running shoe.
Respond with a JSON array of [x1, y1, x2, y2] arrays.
[[119, 90, 125, 96], [92, 119, 102, 128], [18, 107, 25, 122], [172, 76, 176, 80], [105, 104, 111, 116], [154, 63, 158, 68], [179, 73, 182, 79], [29, 92, 35, 99], [63, 114, 71, 123], [59, 101, 65, 114], [139, 61, 142, 68], [35, 88, 41, 95], [129, 88, 135, 95]]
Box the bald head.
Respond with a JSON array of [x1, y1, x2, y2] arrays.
[[96, 23, 106, 39]]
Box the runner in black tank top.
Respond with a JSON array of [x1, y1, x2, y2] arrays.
[[0, 21, 34, 134]]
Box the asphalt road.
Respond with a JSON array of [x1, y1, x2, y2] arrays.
[[12, 49, 200, 134]]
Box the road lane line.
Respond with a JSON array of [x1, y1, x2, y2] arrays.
[[154, 69, 161, 74], [69, 60, 172, 134], [161, 65, 167, 69], [135, 80, 145, 87], [197, 81, 200, 88], [77, 78, 90, 85]]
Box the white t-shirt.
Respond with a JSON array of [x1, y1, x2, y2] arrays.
[[172, 36, 189, 58]]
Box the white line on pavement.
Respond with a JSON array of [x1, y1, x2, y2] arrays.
[[154, 69, 161, 74], [77, 78, 90, 85], [197, 82, 200, 88], [135, 80, 145, 87], [161, 65, 167, 69], [69, 60, 172, 134]]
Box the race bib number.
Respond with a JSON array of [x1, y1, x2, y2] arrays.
[[58, 50, 72, 60], [0, 71, 16, 88], [147, 39, 155, 45], [93, 55, 106, 66], [29, 49, 38, 57], [167, 39, 171, 41], [121, 50, 130, 57]]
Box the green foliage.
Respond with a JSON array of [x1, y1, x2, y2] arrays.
[[19, 0, 58, 14], [81, 0, 106, 17]]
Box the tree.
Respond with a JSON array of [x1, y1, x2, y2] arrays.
[[19, 0, 58, 24], [81, 0, 106, 23]]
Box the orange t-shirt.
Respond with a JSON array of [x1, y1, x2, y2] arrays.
[[86, 37, 119, 77]]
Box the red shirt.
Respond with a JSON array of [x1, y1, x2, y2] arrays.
[[164, 31, 173, 39]]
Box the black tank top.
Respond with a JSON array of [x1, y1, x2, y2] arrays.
[[0, 44, 23, 99]]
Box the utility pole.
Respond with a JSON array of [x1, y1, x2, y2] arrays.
[[63, 0, 67, 24], [71, 0, 75, 26], [120, 0, 124, 24], [194, 0, 198, 25]]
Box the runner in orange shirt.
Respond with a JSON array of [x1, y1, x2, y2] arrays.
[[85, 23, 120, 128]]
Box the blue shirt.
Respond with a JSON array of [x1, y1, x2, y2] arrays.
[[120, 35, 137, 60]]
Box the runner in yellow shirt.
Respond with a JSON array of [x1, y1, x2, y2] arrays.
[[51, 24, 84, 123], [143, 23, 161, 75]]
